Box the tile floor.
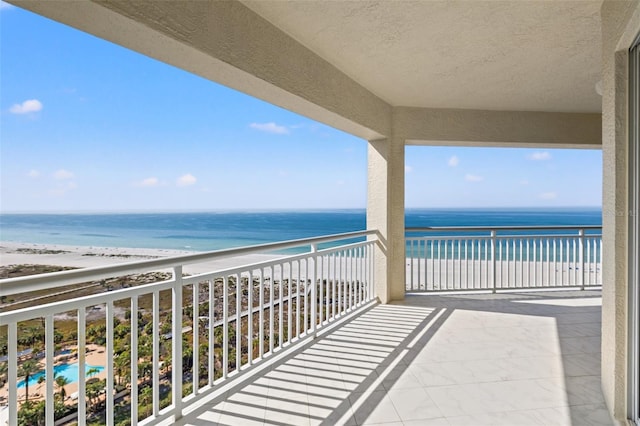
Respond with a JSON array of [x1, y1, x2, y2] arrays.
[[180, 290, 611, 426]]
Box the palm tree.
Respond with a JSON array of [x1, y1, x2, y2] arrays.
[[114, 352, 131, 387], [54, 373, 70, 401], [86, 367, 100, 378], [19, 359, 40, 402], [85, 378, 106, 414]]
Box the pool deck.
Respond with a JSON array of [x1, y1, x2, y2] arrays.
[[0, 343, 107, 405]]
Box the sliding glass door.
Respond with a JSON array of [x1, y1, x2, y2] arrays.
[[630, 32, 640, 426]]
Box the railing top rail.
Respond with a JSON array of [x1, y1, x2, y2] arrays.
[[406, 225, 602, 232], [0, 229, 377, 297]]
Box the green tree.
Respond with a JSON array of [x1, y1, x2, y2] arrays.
[[0, 332, 8, 357], [17, 400, 45, 426], [114, 351, 131, 387], [86, 367, 100, 378], [18, 359, 40, 402], [86, 378, 106, 414], [0, 361, 7, 386], [139, 360, 152, 383], [139, 386, 153, 419], [54, 373, 70, 401]]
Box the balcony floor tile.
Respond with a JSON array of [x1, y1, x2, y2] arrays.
[[178, 290, 611, 426]]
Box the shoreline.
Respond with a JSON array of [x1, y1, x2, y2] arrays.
[[0, 241, 283, 276]]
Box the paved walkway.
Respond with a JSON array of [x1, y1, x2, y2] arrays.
[[180, 290, 610, 426]]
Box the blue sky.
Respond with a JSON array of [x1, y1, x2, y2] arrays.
[[0, 4, 602, 212]]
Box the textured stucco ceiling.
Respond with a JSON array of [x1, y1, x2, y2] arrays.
[[243, 0, 603, 113]]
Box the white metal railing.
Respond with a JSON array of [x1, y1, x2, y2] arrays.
[[406, 226, 602, 292], [0, 230, 377, 426]]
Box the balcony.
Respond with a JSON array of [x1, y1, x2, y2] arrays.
[[183, 290, 606, 426], [0, 227, 608, 425]]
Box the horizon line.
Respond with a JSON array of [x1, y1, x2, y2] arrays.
[[0, 206, 604, 215]]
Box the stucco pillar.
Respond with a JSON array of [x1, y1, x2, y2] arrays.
[[600, 1, 640, 423], [367, 138, 405, 303]]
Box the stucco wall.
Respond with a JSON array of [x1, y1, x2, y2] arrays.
[[395, 107, 602, 148], [601, 0, 640, 423]]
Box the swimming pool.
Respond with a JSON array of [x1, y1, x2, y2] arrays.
[[17, 363, 104, 388]]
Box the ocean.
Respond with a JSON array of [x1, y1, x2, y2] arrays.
[[0, 208, 602, 252]]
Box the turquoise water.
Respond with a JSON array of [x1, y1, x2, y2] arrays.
[[17, 363, 104, 388], [0, 208, 602, 252]]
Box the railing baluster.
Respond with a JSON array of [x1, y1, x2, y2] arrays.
[[458, 239, 462, 290], [193, 282, 199, 394], [303, 260, 309, 332], [106, 303, 114, 426], [287, 262, 292, 342], [546, 239, 550, 287], [533, 237, 537, 286], [248, 271, 254, 364], [445, 240, 449, 289], [209, 280, 215, 386], [8, 322, 17, 426], [277, 266, 283, 348], [296, 261, 301, 337], [269, 267, 275, 351], [491, 231, 497, 293], [579, 229, 585, 289], [318, 256, 324, 324], [350, 248, 355, 309], [418, 239, 422, 290], [45, 314, 54, 426], [152, 290, 160, 416], [332, 253, 336, 318], [236, 273, 242, 370], [131, 296, 139, 423], [310, 244, 317, 337], [470, 240, 474, 290], [172, 266, 183, 418], [410, 239, 415, 290], [572, 238, 577, 286], [78, 307, 87, 426], [223, 275, 229, 378], [338, 251, 343, 315], [259, 269, 265, 359]]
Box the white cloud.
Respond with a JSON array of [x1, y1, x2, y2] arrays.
[[448, 155, 459, 167], [405, 165, 413, 173], [249, 122, 290, 135], [10, 99, 43, 114], [465, 174, 484, 182], [53, 169, 74, 180], [177, 173, 197, 187], [529, 151, 551, 161], [539, 191, 558, 200], [0, 1, 14, 10], [519, 180, 529, 185], [27, 170, 40, 178], [135, 177, 159, 187]]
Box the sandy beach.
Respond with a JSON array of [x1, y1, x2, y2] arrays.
[[0, 241, 282, 276]]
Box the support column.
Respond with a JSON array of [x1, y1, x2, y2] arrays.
[[367, 138, 405, 303], [600, 1, 640, 423]]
